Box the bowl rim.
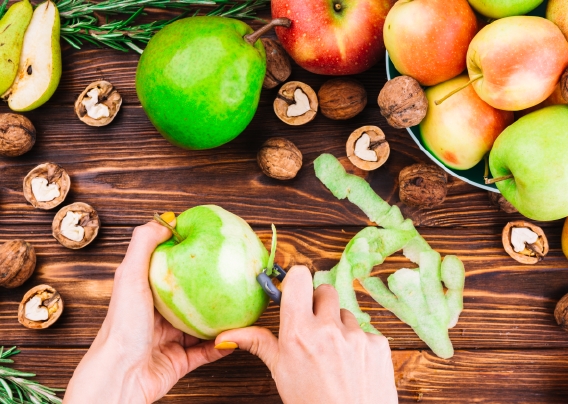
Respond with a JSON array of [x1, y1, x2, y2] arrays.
[[385, 51, 499, 193]]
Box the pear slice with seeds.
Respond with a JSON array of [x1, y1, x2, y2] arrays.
[[3, 0, 61, 112]]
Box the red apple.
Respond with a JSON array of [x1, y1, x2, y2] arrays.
[[420, 75, 514, 170], [384, 0, 477, 86], [467, 16, 568, 111], [548, 0, 568, 41], [271, 0, 394, 75]]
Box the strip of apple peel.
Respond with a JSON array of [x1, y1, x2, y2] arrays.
[[266, 223, 278, 276], [313, 153, 465, 359]]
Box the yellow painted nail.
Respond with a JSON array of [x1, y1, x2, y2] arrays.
[[214, 342, 238, 350], [160, 211, 177, 227]]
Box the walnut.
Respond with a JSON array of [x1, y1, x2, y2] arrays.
[[555, 293, 568, 332], [23, 163, 71, 210], [75, 81, 122, 126], [502, 221, 549, 264], [561, 68, 568, 103], [0, 113, 36, 157], [18, 285, 63, 329], [318, 78, 367, 120], [262, 38, 292, 89], [399, 164, 448, 208], [0, 240, 36, 288], [378, 76, 428, 129], [52, 202, 101, 249], [258, 137, 302, 180], [274, 81, 318, 125], [346, 126, 390, 171], [488, 192, 518, 214]]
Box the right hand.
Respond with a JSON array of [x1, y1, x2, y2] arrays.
[[215, 265, 398, 404]]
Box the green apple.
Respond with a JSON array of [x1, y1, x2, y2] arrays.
[[489, 105, 568, 221], [548, 0, 568, 41], [136, 17, 288, 150], [420, 75, 513, 170], [0, 0, 32, 95], [149, 205, 270, 339], [468, 0, 543, 19], [2, 0, 61, 112]]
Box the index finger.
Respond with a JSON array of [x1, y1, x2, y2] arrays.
[[280, 265, 315, 327]]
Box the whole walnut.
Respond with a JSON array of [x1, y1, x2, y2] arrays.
[[378, 76, 428, 129], [0, 240, 36, 288], [261, 38, 292, 89], [257, 138, 302, 180], [318, 78, 367, 120], [488, 192, 518, 214], [0, 113, 36, 157], [399, 164, 447, 208], [555, 293, 568, 331], [561, 68, 568, 103]]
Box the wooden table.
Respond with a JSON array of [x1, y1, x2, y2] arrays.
[[2, 8, 568, 403]]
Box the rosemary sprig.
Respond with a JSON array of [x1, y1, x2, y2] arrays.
[[0, 0, 269, 53], [0, 347, 64, 404]]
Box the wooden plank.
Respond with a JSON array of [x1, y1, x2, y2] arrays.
[[7, 347, 568, 403], [0, 100, 533, 228], [1, 226, 567, 348]]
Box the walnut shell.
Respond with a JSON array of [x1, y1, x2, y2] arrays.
[[554, 293, 568, 331], [274, 81, 318, 126], [346, 126, 390, 171], [262, 38, 292, 89], [23, 163, 71, 210], [561, 68, 568, 103], [75, 81, 122, 127], [502, 221, 549, 264], [52, 202, 101, 249], [488, 192, 518, 214], [378, 76, 428, 129], [0, 240, 36, 288], [318, 78, 367, 120], [0, 113, 36, 157], [399, 164, 448, 208], [18, 285, 63, 329], [257, 137, 302, 180]]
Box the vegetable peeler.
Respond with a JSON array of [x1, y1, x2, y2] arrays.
[[257, 263, 286, 305]]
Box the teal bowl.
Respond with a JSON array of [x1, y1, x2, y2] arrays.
[[385, 1, 549, 192]]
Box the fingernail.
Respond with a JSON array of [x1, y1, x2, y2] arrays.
[[214, 341, 238, 350], [160, 211, 177, 227]]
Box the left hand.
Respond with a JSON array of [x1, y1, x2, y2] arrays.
[[64, 221, 232, 404]]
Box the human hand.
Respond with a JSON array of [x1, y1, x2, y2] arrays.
[[215, 265, 398, 404], [64, 221, 232, 404]]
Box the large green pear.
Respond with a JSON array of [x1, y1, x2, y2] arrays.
[[0, 0, 32, 95], [489, 105, 568, 221], [136, 16, 267, 150], [468, 0, 543, 19], [2, 0, 62, 112], [149, 205, 269, 339]]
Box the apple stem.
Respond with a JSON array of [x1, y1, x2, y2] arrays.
[[244, 18, 292, 45], [484, 174, 514, 185], [153, 213, 183, 243], [434, 75, 483, 106]]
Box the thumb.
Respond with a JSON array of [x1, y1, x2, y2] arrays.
[[215, 326, 279, 371]]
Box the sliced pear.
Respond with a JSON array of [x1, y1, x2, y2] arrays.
[[0, 0, 33, 95], [3, 0, 61, 112]]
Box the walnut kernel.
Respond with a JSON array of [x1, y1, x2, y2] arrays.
[[75, 81, 122, 126], [274, 81, 318, 125], [399, 164, 448, 208], [23, 163, 71, 210], [346, 126, 390, 171], [318, 78, 367, 120], [0, 113, 36, 157], [52, 202, 101, 249], [262, 38, 292, 89], [18, 285, 63, 329], [0, 240, 36, 288], [378, 76, 428, 129], [258, 137, 302, 180], [502, 221, 549, 264]]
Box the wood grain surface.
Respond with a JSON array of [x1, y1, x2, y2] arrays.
[[1, 5, 568, 403]]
